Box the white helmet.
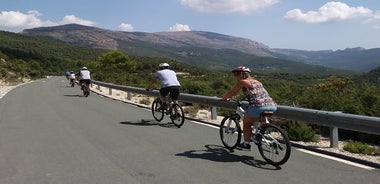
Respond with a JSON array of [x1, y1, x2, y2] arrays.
[[82, 67, 87, 70], [159, 63, 170, 68]]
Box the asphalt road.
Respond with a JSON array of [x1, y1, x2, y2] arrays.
[[0, 76, 378, 184]]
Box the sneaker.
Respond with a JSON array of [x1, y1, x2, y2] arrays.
[[236, 143, 251, 151], [158, 103, 168, 110]]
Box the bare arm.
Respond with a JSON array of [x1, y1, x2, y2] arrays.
[[146, 77, 158, 91], [221, 80, 246, 101]]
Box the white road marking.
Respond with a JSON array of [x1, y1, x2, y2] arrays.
[[0, 88, 13, 99], [297, 148, 376, 170], [191, 120, 218, 128]]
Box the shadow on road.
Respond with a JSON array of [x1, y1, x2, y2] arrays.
[[120, 119, 179, 128], [176, 144, 281, 170], [64, 94, 86, 97]]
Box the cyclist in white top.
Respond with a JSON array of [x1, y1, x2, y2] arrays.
[[69, 71, 76, 86], [79, 67, 91, 95], [146, 63, 181, 110]]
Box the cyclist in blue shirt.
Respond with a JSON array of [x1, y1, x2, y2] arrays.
[[64, 70, 70, 79]]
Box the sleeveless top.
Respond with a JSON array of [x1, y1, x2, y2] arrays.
[[242, 80, 276, 107]]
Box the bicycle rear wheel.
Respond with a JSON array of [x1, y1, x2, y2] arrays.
[[219, 116, 241, 150], [151, 98, 164, 122], [82, 88, 89, 97], [257, 124, 291, 166], [170, 103, 185, 127]]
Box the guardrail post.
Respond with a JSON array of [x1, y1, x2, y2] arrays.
[[109, 88, 112, 95], [127, 92, 132, 100], [330, 126, 339, 148], [96, 85, 100, 90], [211, 106, 217, 120]]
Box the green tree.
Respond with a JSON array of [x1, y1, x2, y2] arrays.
[[91, 51, 137, 82]]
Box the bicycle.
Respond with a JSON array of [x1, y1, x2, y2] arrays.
[[219, 99, 291, 166], [70, 79, 75, 87], [81, 82, 90, 97], [151, 94, 185, 127]]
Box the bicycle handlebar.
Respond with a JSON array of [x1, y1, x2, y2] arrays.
[[219, 98, 243, 106]]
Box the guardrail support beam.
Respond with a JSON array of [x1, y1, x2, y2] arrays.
[[330, 126, 339, 148], [211, 106, 217, 120], [127, 92, 132, 100]]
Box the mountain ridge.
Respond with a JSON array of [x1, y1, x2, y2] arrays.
[[22, 24, 380, 72], [22, 24, 273, 57]]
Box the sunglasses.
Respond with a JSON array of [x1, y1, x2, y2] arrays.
[[233, 72, 241, 76]]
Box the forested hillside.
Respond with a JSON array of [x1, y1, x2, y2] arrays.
[[0, 31, 106, 77]]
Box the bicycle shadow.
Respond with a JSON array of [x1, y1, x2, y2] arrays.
[[64, 94, 87, 97], [120, 119, 179, 128], [175, 144, 281, 170]]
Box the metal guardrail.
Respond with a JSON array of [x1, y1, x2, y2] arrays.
[[92, 80, 380, 147]]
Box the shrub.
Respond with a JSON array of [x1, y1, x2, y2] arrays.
[[287, 121, 317, 142], [139, 98, 151, 105], [343, 140, 375, 155], [184, 104, 201, 118]]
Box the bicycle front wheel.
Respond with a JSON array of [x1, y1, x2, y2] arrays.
[[219, 116, 241, 150], [257, 124, 291, 166], [170, 103, 185, 127], [151, 98, 164, 122]]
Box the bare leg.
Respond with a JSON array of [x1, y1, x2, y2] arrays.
[[86, 83, 90, 92], [242, 115, 258, 142], [159, 94, 166, 104]]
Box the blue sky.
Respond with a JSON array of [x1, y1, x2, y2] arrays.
[[1, 0, 379, 50]]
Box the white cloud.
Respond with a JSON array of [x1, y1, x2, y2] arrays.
[[371, 11, 380, 29], [168, 23, 191, 32], [59, 15, 96, 26], [118, 23, 134, 32], [363, 10, 380, 28], [0, 10, 54, 29], [284, 1, 373, 24], [181, 0, 279, 14], [0, 10, 95, 32]]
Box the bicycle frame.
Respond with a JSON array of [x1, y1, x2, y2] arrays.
[[233, 100, 265, 142], [163, 96, 175, 114], [151, 94, 185, 127]]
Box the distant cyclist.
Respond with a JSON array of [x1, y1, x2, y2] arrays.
[[79, 67, 91, 95], [146, 63, 181, 110], [69, 71, 76, 86], [65, 70, 70, 79]]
